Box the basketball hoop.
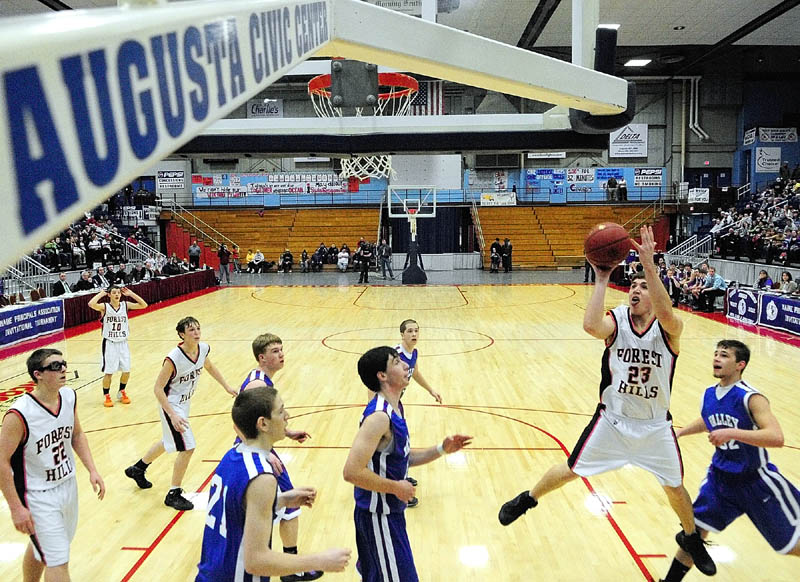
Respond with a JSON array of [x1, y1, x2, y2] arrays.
[[308, 71, 418, 180]]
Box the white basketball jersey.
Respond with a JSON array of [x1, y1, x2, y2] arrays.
[[162, 342, 210, 408], [599, 305, 678, 420], [101, 301, 129, 343], [7, 388, 77, 492]]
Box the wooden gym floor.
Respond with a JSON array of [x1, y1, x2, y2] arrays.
[[0, 283, 797, 581]]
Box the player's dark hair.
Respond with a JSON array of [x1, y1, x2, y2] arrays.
[[232, 385, 279, 439], [27, 349, 63, 382], [252, 333, 282, 361], [716, 340, 750, 368], [399, 319, 417, 333], [630, 272, 646, 282], [176, 316, 200, 336], [358, 346, 398, 392]]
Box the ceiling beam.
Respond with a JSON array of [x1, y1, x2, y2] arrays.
[[678, 0, 800, 72], [517, 0, 564, 50]]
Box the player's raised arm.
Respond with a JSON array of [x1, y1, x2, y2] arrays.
[[121, 287, 148, 310], [631, 226, 683, 339], [87, 289, 108, 313], [583, 266, 616, 340]]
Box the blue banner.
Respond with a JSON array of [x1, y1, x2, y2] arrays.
[[0, 300, 64, 347], [758, 293, 800, 336], [725, 288, 759, 325]]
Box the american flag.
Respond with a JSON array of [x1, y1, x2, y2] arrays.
[[410, 80, 444, 116]]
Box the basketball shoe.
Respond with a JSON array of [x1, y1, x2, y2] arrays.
[[675, 530, 716, 576], [103, 394, 113, 407], [498, 490, 538, 525], [281, 571, 323, 581], [117, 390, 131, 404], [165, 488, 194, 511], [124, 465, 152, 489]]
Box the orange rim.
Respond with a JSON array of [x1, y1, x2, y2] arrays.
[[308, 72, 419, 100]]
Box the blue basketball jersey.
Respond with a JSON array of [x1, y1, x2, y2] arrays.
[[702, 381, 769, 475], [396, 345, 417, 380], [240, 369, 274, 392], [354, 395, 411, 514], [196, 444, 276, 582]]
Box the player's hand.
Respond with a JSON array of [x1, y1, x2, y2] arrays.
[[169, 412, 189, 433], [393, 479, 416, 503], [285, 429, 311, 443], [90, 471, 106, 500], [281, 486, 317, 508], [10, 505, 35, 535], [708, 428, 737, 447], [226, 386, 238, 397], [630, 226, 656, 267], [268, 451, 284, 475], [428, 389, 443, 404], [442, 434, 473, 453], [120, 287, 131, 296], [317, 548, 352, 572], [587, 261, 614, 278]]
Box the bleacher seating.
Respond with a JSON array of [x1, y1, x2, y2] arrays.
[[477, 205, 659, 269]]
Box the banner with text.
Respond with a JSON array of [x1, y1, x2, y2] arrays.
[[157, 170, 185, 190], [688, 188, 710, 203], [755, 147, 781, 173], [246, 99, 284, 118], [725, 288, 759, 325], [193, 172, 348, 200], [609, 124, 648, 157], [758, 127, 798, 143], [480, 191, 516, 206], [0, 0, 332, 270], [758, 293, 800, 335], [0, 300, 65, 347]]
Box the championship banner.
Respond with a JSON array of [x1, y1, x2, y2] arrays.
[[725, 288, 758, 325], [758, 127, 798, 143], [0, 300, 64, 347], [480, 191, 516, 206], [758, 293, 800, 336]]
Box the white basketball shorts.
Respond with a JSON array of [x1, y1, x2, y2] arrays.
[[101, 339, 130, 374], [28, 478, 79, 567], [159, 404, 196, 453]]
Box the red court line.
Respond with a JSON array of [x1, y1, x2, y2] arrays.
[[121, 547, 148, 551], [120, 469, 216, 582], [272, 445, 561, 451], [448, 404, 659, 582], [637, 554, 668, 559]]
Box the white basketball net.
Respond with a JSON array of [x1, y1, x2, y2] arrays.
[[309, 72, 418, 181]]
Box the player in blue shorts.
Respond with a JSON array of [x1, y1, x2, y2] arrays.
[[196, 386, 350, 581], [659, 339, 800, 582], [344, 346, 471, 582], [239, 333, 320, 582]]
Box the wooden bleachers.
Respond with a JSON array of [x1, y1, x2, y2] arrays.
[[477, 205, 659, 269], [166, 208, 378, 264], [535, 205, 657, 267]]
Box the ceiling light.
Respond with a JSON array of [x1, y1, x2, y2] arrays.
[[673, 25, 686, 30], [624, 59, 652, 67], [599, 23, 620, 30]]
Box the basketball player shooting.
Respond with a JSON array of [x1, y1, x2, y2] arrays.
[[498, 226, 716, 576]]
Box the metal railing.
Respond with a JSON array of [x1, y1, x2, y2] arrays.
[[469, 193, 486, 258], [161, 199, 238, 250], [95, 227, 166, 266], [666, 235, 714, 264], [1, 256, 53, 300], [736, 182, 751, 199], [621, 197, 664, 233], [668, 235, 697, 256]]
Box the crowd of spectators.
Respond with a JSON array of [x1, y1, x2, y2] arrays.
[[237, 238, 387, 276], [711, 174, 800, 265]]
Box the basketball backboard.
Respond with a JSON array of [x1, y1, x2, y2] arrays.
[[387, 186, 437, 218]]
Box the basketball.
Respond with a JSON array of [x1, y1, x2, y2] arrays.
[[584, 223, 631, 268]]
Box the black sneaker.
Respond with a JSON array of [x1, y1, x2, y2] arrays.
[[498, 491, 537, 526], [676, 530, 716, 576], [406, 477, 418, 486], [407, 497, 419, 508], [281, 572, 323, 582], [124, 465, 152, 489], [164, 488, 194, 511]]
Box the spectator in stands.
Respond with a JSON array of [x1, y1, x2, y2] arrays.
[[218, 244, 232, 284], [328, 243, 338, 264], [86, 234, 101, 267], [337, 246, 350, 272], [162, 257, 182, 276], [188, 240, 202, 270], [316, 242, 328, 264], [52, 272, 71, 296], [357, 241, 373, 284], [231, 245, 242, 273], [300, 249, 310, 273], [502, 238, 513, 273], [70, 236, 86, 268], [143, 260, 159, 279], [491, 249, 501, 274], [688, 267, 708, 306], [110, 263, 129, 286], [31, 246, 48, 266], [490, 237, 502, 259], [93, 267, 110, 289], [605, 176, 618, 201], [73, 271, 95, 292], [780, 161, 791, 181], [695, 266, 726, 312], [377, 239, 394, 280], [618, 176, 628, 201], [245, 249, 254, 271], [279, 249, 293, 273], [778, 271, 797, 294], [248, 250, 266, 274], [311, 250, 323, 272], [663, 267, 682, 307], [755, 270, 773, 290], [130, 263, 148, 283]]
